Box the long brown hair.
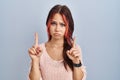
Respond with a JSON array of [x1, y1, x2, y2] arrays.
[[46, 4, 74, 71]]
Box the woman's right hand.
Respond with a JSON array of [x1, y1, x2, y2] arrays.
[[28, 33, 42, 62]]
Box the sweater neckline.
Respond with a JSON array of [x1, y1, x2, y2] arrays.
[[43, 43, 64, 63]]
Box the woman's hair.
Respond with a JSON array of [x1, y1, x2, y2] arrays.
[[46, 4, 74, 71]]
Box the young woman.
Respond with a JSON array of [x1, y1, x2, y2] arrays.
[[28, 4, 86, 80]]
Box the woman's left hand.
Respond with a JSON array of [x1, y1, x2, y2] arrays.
[[66, 37, 81, 64]]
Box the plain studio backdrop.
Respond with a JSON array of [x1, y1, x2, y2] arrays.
[[0, 0, 119, 80]]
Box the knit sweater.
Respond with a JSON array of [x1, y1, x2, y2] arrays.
[[29, 43, 86, 80]]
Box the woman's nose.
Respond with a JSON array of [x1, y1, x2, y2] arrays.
[[55, 25, 60, 31]]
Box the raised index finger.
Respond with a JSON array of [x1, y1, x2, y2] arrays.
[[34, 32, 39, 46], [72, 37, 76, 48]]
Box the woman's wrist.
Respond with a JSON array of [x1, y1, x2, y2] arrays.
[[72, 60, 82, 67], [32, 59, 40, 64]]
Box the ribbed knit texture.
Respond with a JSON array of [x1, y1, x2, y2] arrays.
[[28, 43, 86, 80], [39, 43, 86, 80]]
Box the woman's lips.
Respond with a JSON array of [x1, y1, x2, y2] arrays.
[[54, 33, 61, 36]]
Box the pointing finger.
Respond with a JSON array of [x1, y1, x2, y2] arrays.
[[34, 32, 39, 46], [72, 37, 76, 48]]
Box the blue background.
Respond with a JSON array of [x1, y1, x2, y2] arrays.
[[0, 0, 120, 80]]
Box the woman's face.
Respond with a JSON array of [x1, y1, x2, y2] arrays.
[[49, 13, 66, 40]]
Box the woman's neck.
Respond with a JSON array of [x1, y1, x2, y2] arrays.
[[48, 38, 64, 48]]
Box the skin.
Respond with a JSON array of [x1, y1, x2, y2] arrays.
[[28, 33, 42, 80], [28, 13, 84, 80]]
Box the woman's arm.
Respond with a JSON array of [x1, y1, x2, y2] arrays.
[[29, 33, 42, 80], [66, 37, 86, 80], [72, 61, 84, 80], [29, 59, 41, 80]]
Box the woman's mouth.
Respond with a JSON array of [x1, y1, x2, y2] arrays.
[[54, 33, 61, 36]]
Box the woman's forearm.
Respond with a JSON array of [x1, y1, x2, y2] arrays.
[[29, 60, 41, 80], [73, 67, 84, 80]]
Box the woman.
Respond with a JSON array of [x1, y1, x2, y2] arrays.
[[28, 4, 86, 80]]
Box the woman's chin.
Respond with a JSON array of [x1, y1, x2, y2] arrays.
[[52, 36, 64, 40]]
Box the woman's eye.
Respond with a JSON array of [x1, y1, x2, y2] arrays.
[[51, 21, 57, 26], [60, 23, 65, 27]]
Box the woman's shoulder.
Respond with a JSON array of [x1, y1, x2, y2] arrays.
[[39, 42, 47, 46], [38, 42, 46, 50]]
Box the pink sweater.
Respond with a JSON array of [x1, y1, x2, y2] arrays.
[[29, 43, 86, 80]]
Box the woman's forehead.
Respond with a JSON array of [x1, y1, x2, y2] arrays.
[[51, 13, 65, 23]]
